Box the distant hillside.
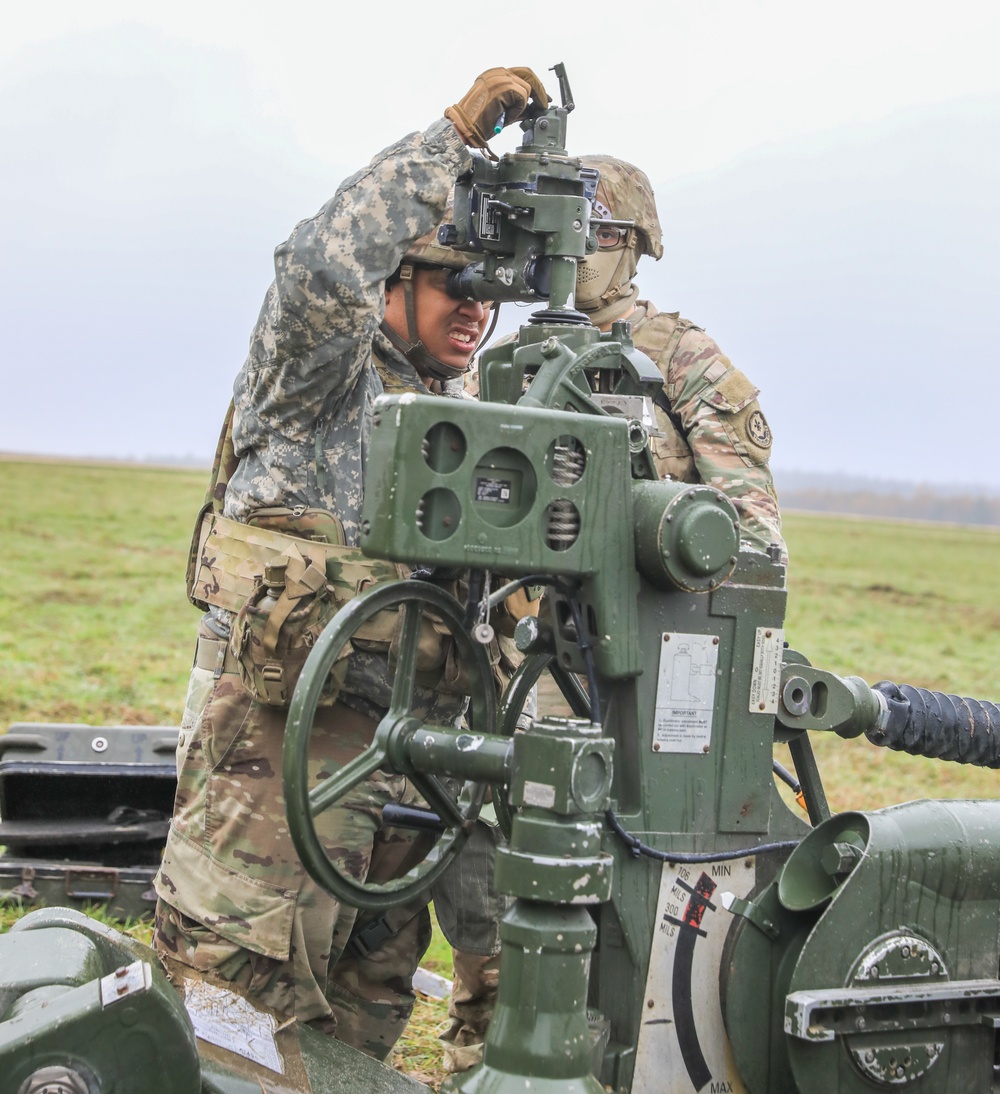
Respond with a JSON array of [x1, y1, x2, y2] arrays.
[[775, 470, 1000, 527], [4, 452, 998, 528]]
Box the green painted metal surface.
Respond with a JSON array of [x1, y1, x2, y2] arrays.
[[0, 908, 433, 1094], [726, 801, 1000, 1093]]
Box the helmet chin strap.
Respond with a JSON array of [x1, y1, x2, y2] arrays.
[[579, 282, 640, 329], [380, 263, 466, 382], [379, 319, 461, 383], [381, 261, 497, 382]]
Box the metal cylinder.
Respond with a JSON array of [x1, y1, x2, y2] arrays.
[[406, 726, 512, 784], [632, 479, 739, 592]]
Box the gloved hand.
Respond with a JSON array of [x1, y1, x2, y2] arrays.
[[445, 67, 550, 148]]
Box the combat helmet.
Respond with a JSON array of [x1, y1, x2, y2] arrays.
[[400, 217, 472, 273], [380, 198, 492, 382], [576, 154, 663, 326]]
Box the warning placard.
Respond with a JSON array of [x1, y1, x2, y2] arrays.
[[652, 633, 719, 754]]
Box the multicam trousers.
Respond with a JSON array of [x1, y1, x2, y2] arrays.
[[153, 626, 434, 1061]]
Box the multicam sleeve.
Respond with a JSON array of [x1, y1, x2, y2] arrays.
[[239, 118, 471, 438], [666, 328, 787, 561]]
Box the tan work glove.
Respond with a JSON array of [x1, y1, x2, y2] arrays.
[[445, 67, 550, 149]]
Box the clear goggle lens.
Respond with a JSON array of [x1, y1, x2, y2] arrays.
[[595, 225, 628, 250]]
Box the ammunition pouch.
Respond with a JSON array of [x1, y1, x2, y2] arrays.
[[188, 511, 470, 707], [491, 584, 543, 639], [231, 545, 346, 707]]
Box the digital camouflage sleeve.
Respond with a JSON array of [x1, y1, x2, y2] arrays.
[[155, 117, 476, 1036], [225, 117, 471, 542]]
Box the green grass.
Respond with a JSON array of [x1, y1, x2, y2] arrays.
[[1, 458, 999, 1087], [0, 900, 155, 942], [783, 513, 1000, 697], [390, 916, 454, 1085], [779, 512, 1000, 812], [0, 457, 456, 1084], [0, 458, 204, 728]]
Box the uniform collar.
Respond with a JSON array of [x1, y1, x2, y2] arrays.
[[372, 327, 438, 394]]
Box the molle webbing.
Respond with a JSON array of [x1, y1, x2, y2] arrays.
[[207, 399, 239, 514], [185, 401, 378, 612], [189, 512, 401, 615]]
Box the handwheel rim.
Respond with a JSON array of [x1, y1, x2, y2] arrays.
[[283, 580, 497, 911]]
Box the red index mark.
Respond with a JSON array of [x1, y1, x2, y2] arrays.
[[682, 873, 717, 930]]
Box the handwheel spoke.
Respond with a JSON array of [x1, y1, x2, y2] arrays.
[[388, 600, 425, 716], [491, 785, 514, 840], [411, 772, 468, 829], [284, 579, 498, 910], [550, 661, 593, 720], [308, 747, 387, 816], [498, 652, 551, 738]]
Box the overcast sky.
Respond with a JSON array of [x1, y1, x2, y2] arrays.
[[2, 1, 997, 490]]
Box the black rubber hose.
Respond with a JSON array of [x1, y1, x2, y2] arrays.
[[869, 681, 1000, 768]]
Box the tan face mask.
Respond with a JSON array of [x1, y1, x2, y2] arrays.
[[574, 234, 639, 312]]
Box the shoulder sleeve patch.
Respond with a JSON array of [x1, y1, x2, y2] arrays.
[[746, 409, 773, 449], [715, 400, 774, 465], [711, 368, 760, 411]]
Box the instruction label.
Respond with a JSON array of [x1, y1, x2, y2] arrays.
[[652, 633, 719, 754], [748, 627, 784, 714], [476, 192, 502, 241], [475, 476, 512, 503], [184, 979, 283, 1074]]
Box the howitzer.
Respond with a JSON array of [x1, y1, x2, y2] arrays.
[[279, 66, 1000, 1093], [2, 63, 1000, 1094], [286, 390, 1000, 1093]]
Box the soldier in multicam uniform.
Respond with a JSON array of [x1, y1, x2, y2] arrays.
[[438, 155, 787, 1074], [151, 65, 549, 1063], [577, 154, 785, 558]]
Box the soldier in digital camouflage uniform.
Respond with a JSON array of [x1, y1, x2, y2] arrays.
[[152, 65, 550, 1063], [438, 154, 787, 1074]]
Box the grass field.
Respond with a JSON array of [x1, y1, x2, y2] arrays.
[[779, 511, 1000, 809], [1, 456, 998, 1084]]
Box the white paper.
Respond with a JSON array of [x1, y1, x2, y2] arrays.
[[183, 978, 283, 1074]]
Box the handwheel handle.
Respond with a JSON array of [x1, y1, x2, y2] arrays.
[[283, 580, 497, 911]]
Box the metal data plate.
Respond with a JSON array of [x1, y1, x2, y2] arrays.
[[652, 633, 720, 754], [589, 393, 663, 437], [748, 626, 784, 715]]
